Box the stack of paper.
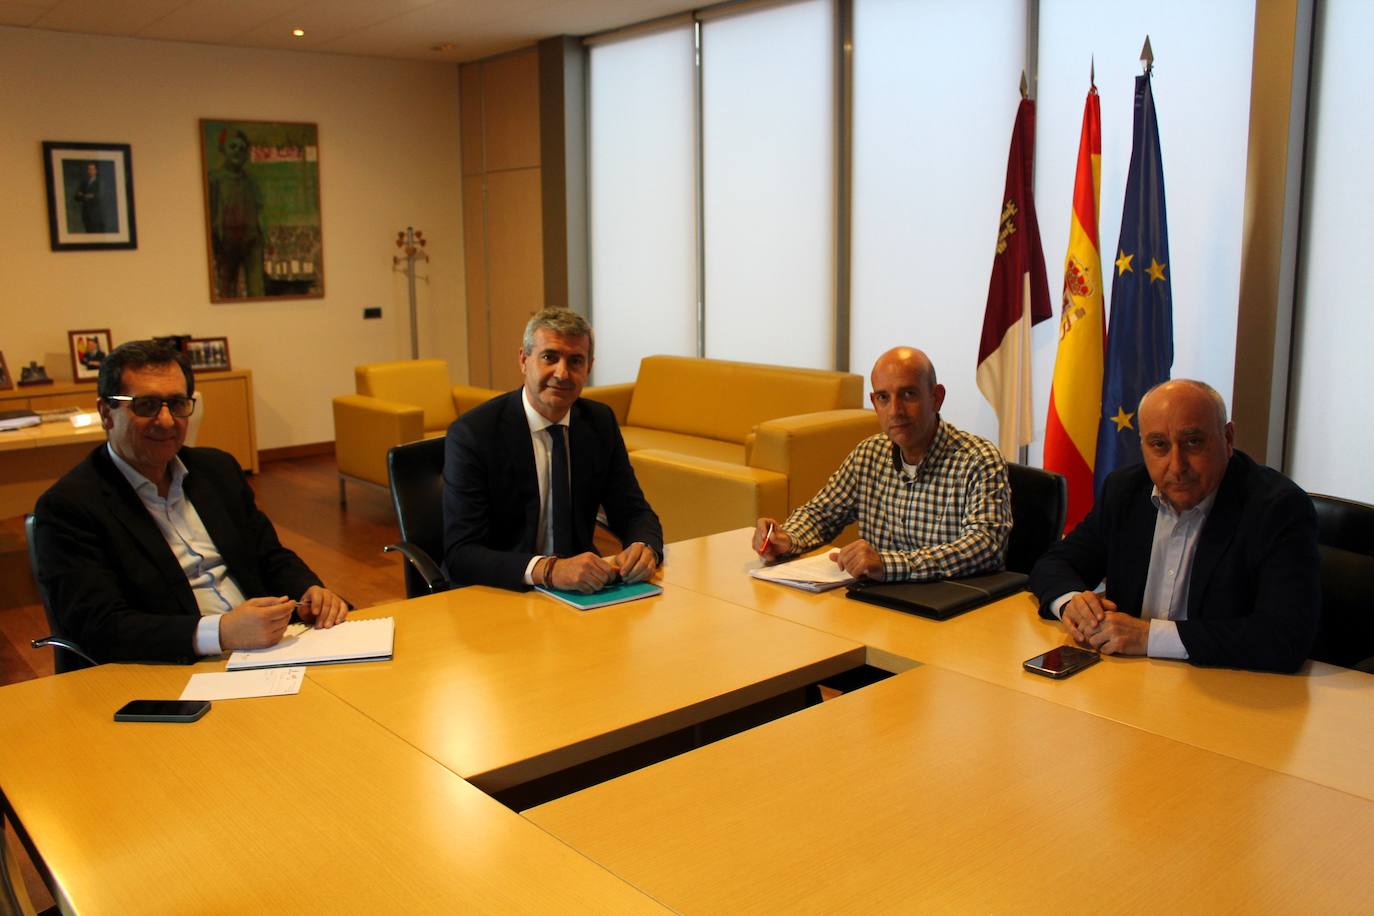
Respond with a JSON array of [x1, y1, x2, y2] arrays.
[[749, 551, 857, 592], [226, 617, 394, 670]]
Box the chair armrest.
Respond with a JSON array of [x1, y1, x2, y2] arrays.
[[452, 384, 501, 416], [581, 382, 635, 425], [333, 395, 425, 488], [382, 542, 448, 593], [630, 449, 788, 542], [31, 635, 97, 667], [749, 409, 879, 512]]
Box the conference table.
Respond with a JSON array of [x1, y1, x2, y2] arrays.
[[2, 530, 1371, 913]]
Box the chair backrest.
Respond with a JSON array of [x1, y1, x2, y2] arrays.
[[1309, 492, 1374, 669], [357, 360, 457, 433], [387, 437, 448, 598], [1004, 464, 1068, 575], [25, 513, 93, 674]]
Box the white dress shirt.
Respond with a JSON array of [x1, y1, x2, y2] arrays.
[[107, 445, 246, 655]]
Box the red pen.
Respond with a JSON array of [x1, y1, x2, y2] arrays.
[[759, 522, 774, 554]]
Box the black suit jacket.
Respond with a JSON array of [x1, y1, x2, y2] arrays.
[[1028, 451, 1319, 672], [442, 389, 663, 590], [33, 445, 323, 663]]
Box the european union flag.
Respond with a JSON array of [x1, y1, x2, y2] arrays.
[[1095, 71, 1173, 494]]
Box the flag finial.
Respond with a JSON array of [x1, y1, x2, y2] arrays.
[[1020, 70, 1028, 99], [1090, 56, 1096, 88], [1141, 35, 1154, 74]]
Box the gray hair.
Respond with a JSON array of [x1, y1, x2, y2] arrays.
[[1139, 379, 1228, 431], [97, 339, 195, 398], [522, 307, 594, 357]]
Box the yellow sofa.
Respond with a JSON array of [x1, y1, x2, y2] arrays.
[[583, 355, 878, 541], [332, 359, 498, 503]]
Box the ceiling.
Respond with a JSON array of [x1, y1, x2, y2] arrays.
[[0, 0, 699, 63]]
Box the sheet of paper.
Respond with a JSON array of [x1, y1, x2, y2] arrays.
[[180, 666, 305, 701], [750, 550, 856, 587]]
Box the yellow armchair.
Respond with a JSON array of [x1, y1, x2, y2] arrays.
[[333, 359, 499, 503]]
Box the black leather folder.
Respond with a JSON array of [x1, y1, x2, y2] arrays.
[[845, 570, 1029, 621]]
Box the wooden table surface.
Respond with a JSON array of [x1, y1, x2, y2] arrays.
[[661, 528, 1374, 801], [307, 585, 864, 791], [529, 663, 1374, 914], [0, 421, 104, 518], [0, 661, 665, 914]]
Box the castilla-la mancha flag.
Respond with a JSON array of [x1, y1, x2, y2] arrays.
[[1044, 82, 1106, 532], [977, 97, 1052, 461]]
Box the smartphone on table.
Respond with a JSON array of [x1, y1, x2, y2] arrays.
[[1023, 645, 1100, 679], [113, 700, 211, 723]]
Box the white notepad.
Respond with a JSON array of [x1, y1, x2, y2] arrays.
[[749, 551, 857, 592], [226, 617, 395, 670]]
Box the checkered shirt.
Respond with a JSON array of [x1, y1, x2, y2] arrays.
[[781, 419, 1011, 582]]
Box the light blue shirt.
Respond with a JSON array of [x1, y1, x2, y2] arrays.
[[106, 445, 246, 655], [1138, 486, 1218, 659]]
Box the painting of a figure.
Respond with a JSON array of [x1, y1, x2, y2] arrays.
[[42, 142, 137, 251], [200, 119, 324, 302]]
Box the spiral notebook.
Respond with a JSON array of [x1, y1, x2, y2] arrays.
[[226, 617, 395, 670]]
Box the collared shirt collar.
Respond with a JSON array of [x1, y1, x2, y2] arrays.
[[888, 417, 949, 479], [522, 387, 571, 434], [1150, 483, 1219, 520], [106, 443, 187, 502]]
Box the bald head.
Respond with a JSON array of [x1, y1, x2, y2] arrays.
[[869, 347, 945, 464], [1137, 379, 1234, 511]]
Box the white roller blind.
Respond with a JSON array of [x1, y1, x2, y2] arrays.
[[1287, 0, 1374, 502], [588, 25, 698, 384], [701, 0, 835, 369], [849, 0, 1025, 431]]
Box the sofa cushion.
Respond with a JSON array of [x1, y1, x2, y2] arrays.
[[624, 355, 862, 444], [356, 360, 457, 433], [621, 427, 746, 465]]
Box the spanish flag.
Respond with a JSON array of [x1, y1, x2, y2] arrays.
[[1043, 81, 1105, 532]]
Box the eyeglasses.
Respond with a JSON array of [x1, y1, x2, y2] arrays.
[[103, 395, 197, 418]]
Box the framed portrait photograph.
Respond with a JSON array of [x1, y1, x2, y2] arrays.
[[199, 119, 324, 303], [42, 141, 137, 251], [68, 329, 114, 383], [0, 351, 12, 391], [186, 337, 231, 372]]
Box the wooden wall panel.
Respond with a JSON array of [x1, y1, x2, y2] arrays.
[[482, 49, 541, 172], [459, 63, 485, 176], [462, 175, 491, 387], [485, 168, 545, 391]]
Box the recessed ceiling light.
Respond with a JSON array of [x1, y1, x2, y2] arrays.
[[430, 41, 458, 53], [291, 28, 305, 37]]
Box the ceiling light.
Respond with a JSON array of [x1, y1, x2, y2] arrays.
[[430, 42, 458, 53], [291, 28, 305, 37]]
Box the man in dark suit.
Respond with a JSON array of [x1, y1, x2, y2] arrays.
[[33, 340, 348, 664], [443, 307, 663, 592], [1029, 379, 1319, 673]]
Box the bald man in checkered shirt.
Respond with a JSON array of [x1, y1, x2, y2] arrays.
[[753, 347, 1011, 581]]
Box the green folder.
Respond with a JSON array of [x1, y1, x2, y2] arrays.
[[535, 580, 663, 611]]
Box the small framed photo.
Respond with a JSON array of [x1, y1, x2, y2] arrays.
[[42, 142, 137, 251], [187, 337, 231, 372], [68, 329, 114, 383], [0, 351, 12, 391]]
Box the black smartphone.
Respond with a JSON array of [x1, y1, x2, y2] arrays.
[[1023, 645, 1101, 679], [113, 699, 211, 723]]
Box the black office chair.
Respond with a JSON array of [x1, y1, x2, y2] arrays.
[[1004, 463, 1068, 575], [1308, 493, 1374, 673], [25, 513, 97, 673], [384, 437, 452, 598]]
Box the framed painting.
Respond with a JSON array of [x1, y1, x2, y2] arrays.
[[0, 351, 12, 391], [199, 119, 324, 302], [187, 337, 231, 372], [42, 141, 137, 251], [68, 329, 114, 383]]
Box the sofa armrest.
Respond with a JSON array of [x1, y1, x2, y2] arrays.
[[581, 382, 635, 425], [749, 409, 880, 512], [452, 384, 501, 416], [630, 449, 787, 543], [333, 394, 425, 488]]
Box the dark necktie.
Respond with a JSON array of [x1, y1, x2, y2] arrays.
[[548, 425, 574, 557]]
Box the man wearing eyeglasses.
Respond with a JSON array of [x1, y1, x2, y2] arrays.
[[32, 339, 349, 664]]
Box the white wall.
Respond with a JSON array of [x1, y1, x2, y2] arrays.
[[0, 26, 466, 450]]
